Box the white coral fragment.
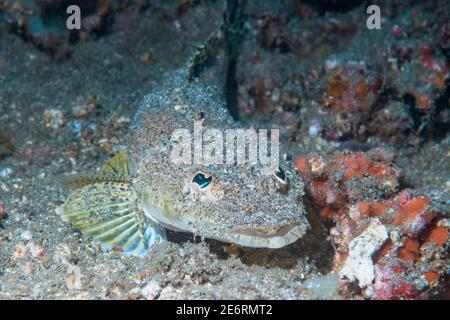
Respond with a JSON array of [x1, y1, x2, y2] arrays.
[[340, 219, 388, 288]]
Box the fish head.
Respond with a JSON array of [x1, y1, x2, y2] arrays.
[[130, 78, 309, 248], [139, 159, 308, 249]]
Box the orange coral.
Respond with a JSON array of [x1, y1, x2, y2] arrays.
[[294, 155, 309, 177], [333, 153, 392, 182], [397, 238, 421, 262], [342, 153, 369, 180], [310, 179, 327, 204], [426, 226, 448, 246], [367, 163, 389, 176], [358, 202, 370, 215], [369, 201, 391, 217], [295, 152, 396, 184], [394, 196, 430, 225], [423, 272, 439, 285], [325, 67, 380, 112], [357, 201, 391, 217]]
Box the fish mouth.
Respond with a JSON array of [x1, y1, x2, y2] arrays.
[[142, 196, 303, 249], [226, 222, 303, 248], [144, 200, 304, 249]]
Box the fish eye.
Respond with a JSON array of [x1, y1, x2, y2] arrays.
[[192, 172, 213, 189], [273, 167, 287, 184]]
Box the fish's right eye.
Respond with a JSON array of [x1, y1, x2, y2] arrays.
[[273, 167, 287, 184], [192, 172, 212, 189]]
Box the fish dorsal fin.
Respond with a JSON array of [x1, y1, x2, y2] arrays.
[[100, 151, 131, 176], [57, 151, 131, 190], [56, 173, 130, 190]]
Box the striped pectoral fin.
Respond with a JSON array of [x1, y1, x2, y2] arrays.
[[55, 181, 166, 256]]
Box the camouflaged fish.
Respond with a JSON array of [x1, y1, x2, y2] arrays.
[[55, 78, 309, 255], [55, 35, 309, 256]]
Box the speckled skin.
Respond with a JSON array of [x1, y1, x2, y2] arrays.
[[126, 75, 309, 248]]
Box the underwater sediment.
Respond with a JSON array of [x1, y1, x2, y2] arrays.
[[0, 0, 448, 299]]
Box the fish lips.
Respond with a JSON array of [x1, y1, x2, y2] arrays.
[[226, 222, 304, 248], [143, 199, 304, 248]]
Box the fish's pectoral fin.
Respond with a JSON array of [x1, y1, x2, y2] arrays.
[[55, 181, 166, 256]]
